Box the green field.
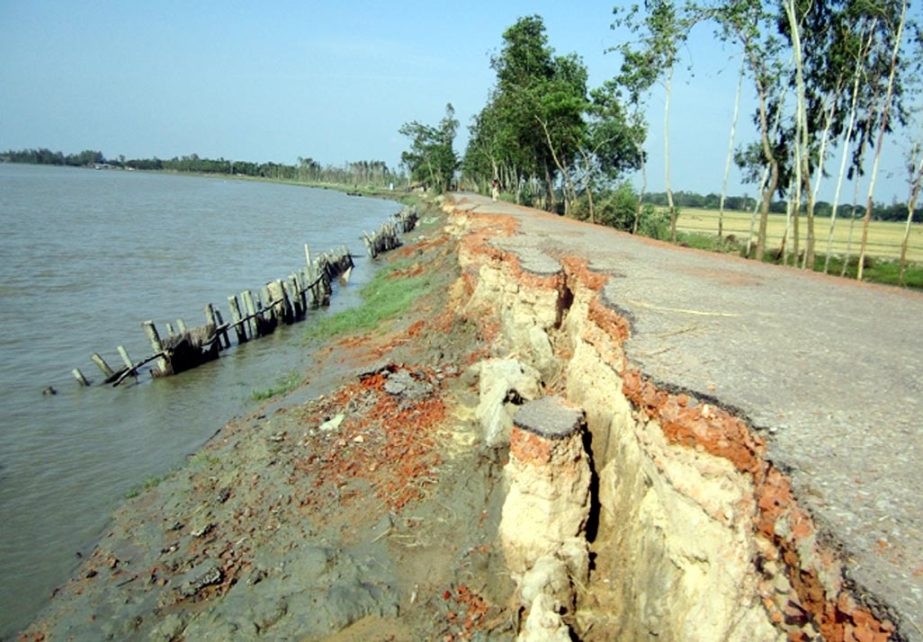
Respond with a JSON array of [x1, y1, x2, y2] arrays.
[[674, 207, 923, 263]]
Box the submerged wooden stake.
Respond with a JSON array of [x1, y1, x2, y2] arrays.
[[91, 353, 115, 379], [142, 320, 168, 375], [117, 346, 133, 370], [214, 309, 231, 349], [227, 294, 247, 343], [242, 290, 258, 337], [72, 368, 90, 386], [204, 303, 224, 350]]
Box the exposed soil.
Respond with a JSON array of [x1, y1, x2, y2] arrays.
[[20, 208, 518, 642]]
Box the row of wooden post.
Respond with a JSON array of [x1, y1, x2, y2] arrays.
[[362, 206, 418, 258], [72, 244, 355, 387]]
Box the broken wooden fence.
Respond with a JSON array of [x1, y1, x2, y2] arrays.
[[72, 244, 359, 387], [362, 206, 418, 259]]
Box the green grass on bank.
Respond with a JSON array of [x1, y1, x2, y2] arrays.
[[125, 474, 166, 499], [305, 256, 442, 341], [250, 370, 302, 401], [676, 229, 923, 289]]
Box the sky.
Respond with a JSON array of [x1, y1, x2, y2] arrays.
[[0, 0, 919, 204]]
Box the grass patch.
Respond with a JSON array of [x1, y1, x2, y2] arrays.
[[675, 231, 742, 254], [250, 370, 302, 401], [810, 255, 923, 289], [125, 474, 166, 499], [673, 229, 923, 289], [187, 452, 221, 468], [306, 257, 441, 340]]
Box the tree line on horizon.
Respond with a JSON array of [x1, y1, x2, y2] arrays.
[[4, 145, 916, 225], [399, 1, 922, 283], [0, 148, 401, 188]]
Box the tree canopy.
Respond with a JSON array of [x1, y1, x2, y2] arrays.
[[399, 103, 459, 193], [462, 15, 642, 217]]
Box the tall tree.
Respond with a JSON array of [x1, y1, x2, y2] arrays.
[[613, 0, 691, 242], [715, 0, 787, 260], [823, 18, 878, 273], [857, 0, 910, 280], [718, 56, 746, 241], [491, 15, 559, 208], [399, 103, 459, 193], [899, 142, 923, 285], [578, 81, 646, 223]]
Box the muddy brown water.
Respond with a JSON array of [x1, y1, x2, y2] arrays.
[[0, 164, 400, 638]]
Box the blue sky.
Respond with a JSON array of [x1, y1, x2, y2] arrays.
[[0, 0, 918, 203]]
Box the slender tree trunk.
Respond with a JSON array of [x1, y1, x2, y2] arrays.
[[719, 57, 745, 241], [537, 118, 577, 216], [785, 0, 814, 270], [752, 66, 780, 262], [858, 0, 907, 281], [782, 196, 792, 265], [842, 181, 862, 277], [543, 160, 556, 213], [747, 167, 770, 258], [579, 149, 596, 224], [632, 141, 648, 235], [825, 23, 875, 273], [825, 68, 863, 271], [899, 149, 923, 285], [664, 67, 677, 242]]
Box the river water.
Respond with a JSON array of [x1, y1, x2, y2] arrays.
[[0, 164, 400, 637]]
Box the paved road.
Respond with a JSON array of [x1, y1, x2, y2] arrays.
[[449, 193, 923, 639]]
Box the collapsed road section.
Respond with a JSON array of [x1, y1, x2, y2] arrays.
[[448, 192, 922, 641]]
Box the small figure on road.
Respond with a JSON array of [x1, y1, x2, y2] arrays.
[[491, 178, 500, 202]]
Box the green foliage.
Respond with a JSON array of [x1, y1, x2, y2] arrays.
[[570, 182, 670, 240], [612, 1, 687, 99], [637, 204, 672, 240], [595, 182, 640, 230], [305, 258, 440, 340], [1, 147, 104, 166], [1, 147, 402, 187], [464, 15, 641, 209], [584, 81, 645, 183], [250, 370, 302, 401], [676, 230, 742, 253], [399, 104, 458, 193]]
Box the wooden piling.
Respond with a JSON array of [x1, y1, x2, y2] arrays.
[[117, 346, 133, 370], [242, 290, 258, 337], [72, 368, 90, 386], [214, 309, 231, 349], [260, 285, 274, 324], [142, 320, 169, 375], [165, 322, 175, 337], [289, 274, 304, 316], [286, 277, 302, 319], [204, 304, 223, 350], [267, 280, 291, 324], [176, 319, 188, 334], [91, 353, 116, 379], [227, 294, 247, 343]]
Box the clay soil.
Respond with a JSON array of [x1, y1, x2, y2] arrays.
[[21, 209, 519, 641]]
